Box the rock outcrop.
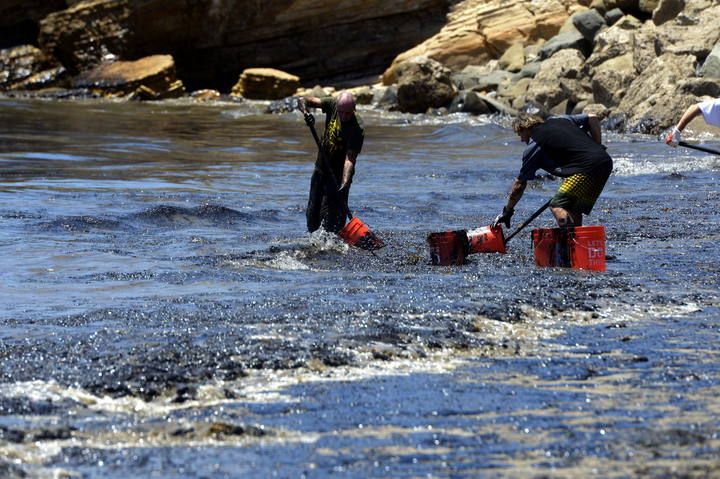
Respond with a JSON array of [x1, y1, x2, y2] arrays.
[[382, 0, 573, 84], [231, 68, 300, 100], [0, 45, 60, 90], [38, 0, 131, 75], [396, 57, 457, 113], [74, 54, 184, 99]]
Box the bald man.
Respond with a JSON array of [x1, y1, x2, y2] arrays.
[[299, 92, 364, 233]]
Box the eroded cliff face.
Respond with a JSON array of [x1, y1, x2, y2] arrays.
[[35, 0, 452, 91]]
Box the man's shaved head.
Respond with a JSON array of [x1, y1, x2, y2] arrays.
[[337, 92, 356, 121]]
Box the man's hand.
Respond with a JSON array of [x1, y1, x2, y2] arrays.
[[666, 127, 681, 147], [493, 206, 514, 229]]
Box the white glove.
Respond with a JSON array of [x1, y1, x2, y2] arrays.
[[666, 127, 681, 147]]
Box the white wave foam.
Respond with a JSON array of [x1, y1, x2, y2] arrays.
[[612, 153, 719, 176]]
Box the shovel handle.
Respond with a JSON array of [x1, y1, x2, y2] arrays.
[[678, 141, 720, 156], [505, 200, 551, 243]]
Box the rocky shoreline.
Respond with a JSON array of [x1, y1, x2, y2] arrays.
[[1, 0, 719, 134]]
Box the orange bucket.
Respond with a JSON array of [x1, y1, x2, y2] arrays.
[[427, 230, 468, 265], [532, 226, 605, 271], [339, 217, 385, 251], [568, 225, 605, 271], [467, 225, 506, 254]]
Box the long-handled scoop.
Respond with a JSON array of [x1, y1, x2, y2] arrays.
[[301, 109, 384, 251], [679, 141, 720, 156], [427, 200, 550, 265], [504, 199, 551, 243]]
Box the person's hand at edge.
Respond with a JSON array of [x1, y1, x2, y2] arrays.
[[666, 127, 681, 147], [492, 206, 514, 229]]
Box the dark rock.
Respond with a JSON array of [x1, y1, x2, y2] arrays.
[[449, 91, 491, 114], [38, 0, 131, 75], [605, 8, 624, 26], [679, 78, 720, 97], [0, 45, 58, 91], [538, 30, 591, 60], [396, 56, 457, 114], [208, 422, 267, 438], [572, 9, 607, 42], [653, 0, 685, 26]]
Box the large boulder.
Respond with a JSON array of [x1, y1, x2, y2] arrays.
[[617, 53, 697, 133], [571, 9, 607, 43], [0, 45, 58, 90], [231, 68, 300, 100], [590, 53, 636, 107], [584, 15, 643, 70], [649, 3, 720, 58], [497, 77, 532, 109], [525, 48, 588, 110], [74, 54, 185, 99], [395, 56, 457, 114], [498, 43, 525, 72]]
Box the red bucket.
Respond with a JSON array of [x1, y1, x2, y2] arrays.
[[339, 217, 385, 251], [532, 226, 606, 271], [467, 225, 506, 254], [568, 225, 606, 271], [427, 230, 468, 266]]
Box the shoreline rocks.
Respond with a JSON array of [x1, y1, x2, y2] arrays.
[[0, 0, 718, 133]]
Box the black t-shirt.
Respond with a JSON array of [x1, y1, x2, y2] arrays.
[[316, 97, 364, 181], [518, 116, 611, 180]]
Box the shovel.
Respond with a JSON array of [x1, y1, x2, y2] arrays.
[[427, 200, 550, 265], [678, 141, 720, 156], [300, 108, 385, 251]]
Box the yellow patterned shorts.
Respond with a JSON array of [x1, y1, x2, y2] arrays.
[[550, 163, 612, 215]]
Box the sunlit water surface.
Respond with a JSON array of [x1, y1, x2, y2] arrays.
[[0, 99, 718, 478]]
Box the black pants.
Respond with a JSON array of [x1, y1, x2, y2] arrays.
[[306, 169, 349, 234]]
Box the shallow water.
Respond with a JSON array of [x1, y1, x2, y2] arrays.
[[0, 98, 718, 478]]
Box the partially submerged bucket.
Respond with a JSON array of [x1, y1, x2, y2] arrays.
[[531, 225, 606, 271], [339, 217, 385, 251], [427, 230, 468, 265], [467, 225, 506, 254]]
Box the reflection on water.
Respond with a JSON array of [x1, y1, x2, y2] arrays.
[[0, 98, 718, 477]]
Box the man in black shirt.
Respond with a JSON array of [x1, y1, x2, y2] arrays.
[[494, 114, 612, 228], [299, 92, 364, 233]]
